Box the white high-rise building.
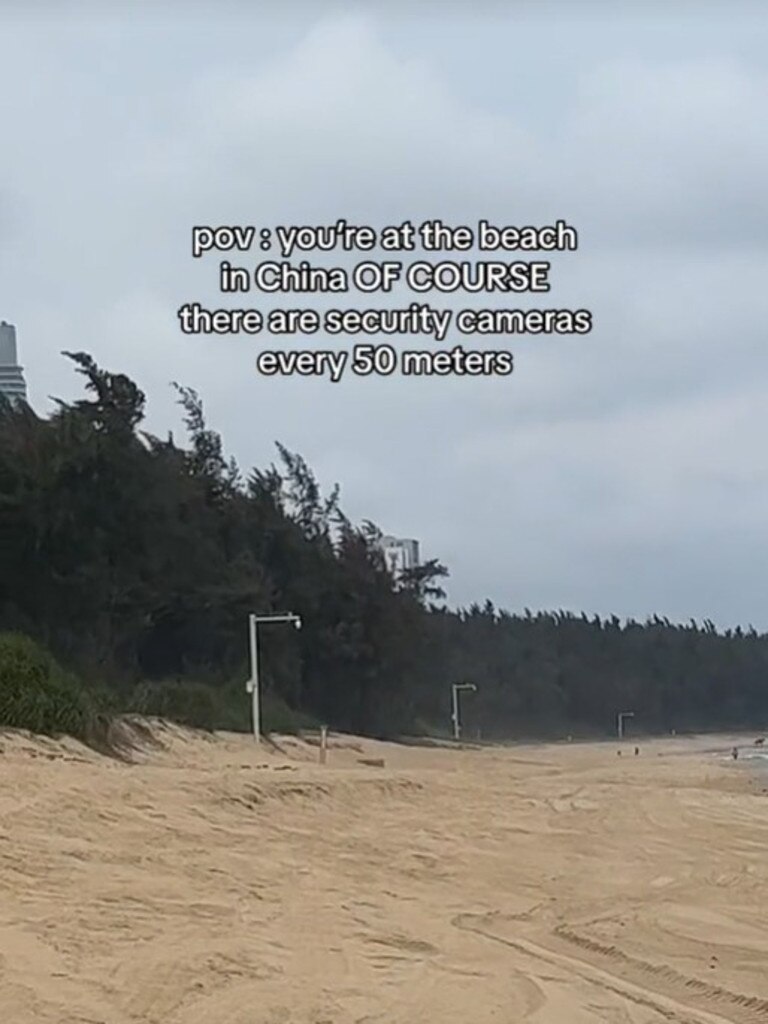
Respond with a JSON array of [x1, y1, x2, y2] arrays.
[[0, 322, 27, 404], [380, 535, 420, 578]]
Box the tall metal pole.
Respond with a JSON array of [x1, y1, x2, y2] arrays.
[[451, 683, 477, 741], [247, 612, 302, 744], [249, 613, 260, 743], [617, 710, 634, 741]]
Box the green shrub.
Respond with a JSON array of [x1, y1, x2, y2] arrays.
[[260, 689, 319, 735], [211, 681, 251, 733], [128, 679, 219, 731], [0, 632, 99, 741], [214, 668, 319, 736]]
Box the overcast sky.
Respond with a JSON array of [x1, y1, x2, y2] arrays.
[[2, 3, 767, 628]]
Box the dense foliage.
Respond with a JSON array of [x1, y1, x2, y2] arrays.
[[0, 631, 107, 742], [1, 353, 767, 741]]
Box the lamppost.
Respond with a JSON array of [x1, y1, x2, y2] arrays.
[[451, 683, 477, 741], [246, 612, 302, 743]]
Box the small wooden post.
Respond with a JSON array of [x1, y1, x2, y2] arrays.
[[319, 725, 328, 765]]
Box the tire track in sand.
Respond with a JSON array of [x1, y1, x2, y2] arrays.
[[453, 913, 768, 1024]]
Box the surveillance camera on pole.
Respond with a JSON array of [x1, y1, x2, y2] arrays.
[[451, 682, 477, 741], [246, 612, 302, 743], [617, 710, 634, 741]]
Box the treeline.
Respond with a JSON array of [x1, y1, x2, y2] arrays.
[[1, 352, 767, 742]]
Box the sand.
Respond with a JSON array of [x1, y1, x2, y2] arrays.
[[1, 723, 767, 1024]]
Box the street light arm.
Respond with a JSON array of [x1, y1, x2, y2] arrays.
[[254, 613, 301, 624]]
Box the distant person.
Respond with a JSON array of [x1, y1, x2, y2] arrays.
[[732, 746, 739, 760], [634, 746, 639, 756]]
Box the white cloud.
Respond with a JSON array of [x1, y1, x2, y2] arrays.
[[1, 8, 767, 626]]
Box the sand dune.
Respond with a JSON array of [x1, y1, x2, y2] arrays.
[[1, 722, 767, 1023]]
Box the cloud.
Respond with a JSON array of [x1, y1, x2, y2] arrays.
[[1, 8, 766, 626], [558, 57, 768, 246]]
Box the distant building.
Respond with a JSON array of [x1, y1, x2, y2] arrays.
[[380, 535, 420, 578], [0, 322, 27, 404]]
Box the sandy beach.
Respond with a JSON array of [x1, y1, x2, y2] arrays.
[[1, 724, 767, 1024]]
